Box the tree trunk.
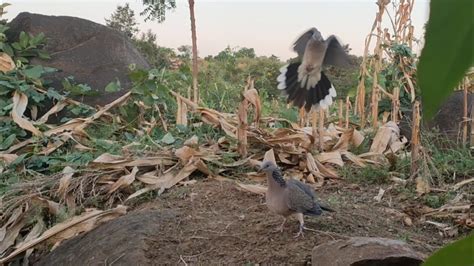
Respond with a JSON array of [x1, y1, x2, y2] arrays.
[[188, 0, 199, 103]]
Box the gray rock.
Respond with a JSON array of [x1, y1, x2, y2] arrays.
[[399, 91, 473, 145], [427, 91, 473, 142], [7, 12, 150, 109], [35, 210, 175, 266], [312, 237, 425, 266]]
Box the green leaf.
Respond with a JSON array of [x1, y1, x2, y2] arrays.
[[37, 51, 50, 60], [28, 89, 45, 103], [10, 153, 28, 167], [128, 69, 148, 83], [422, 234, 474, 266], [160, 132, 175, 144], [417, 0, 473, 120], [0, 43, 13, 56], [104, 80, 122, 92], [19, 31, 28, 48], [23, 65, 44, 79], [0, 134, 16, 150], [46, 88, 64, 100], [0, 80, 15, 89], [11, 42, 21, 50]]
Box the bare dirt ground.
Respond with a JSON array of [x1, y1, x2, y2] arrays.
[[135, 178, 451, 265]]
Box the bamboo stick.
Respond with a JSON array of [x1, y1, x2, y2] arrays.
[[299, 107, 306, 127], [392, 87, 400, 123], [318, 109, 324, 151], [462, 78, 468, 146], [345, 96, 350, 128], [237, 80, 251, 157], [338, 99, 343, 127], [312, 110, 318, 148], [410, 101, 421, 178]]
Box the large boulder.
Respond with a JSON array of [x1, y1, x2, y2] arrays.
[[35, 210, 175, 266], [7, 12, 150, 108], [312, 237, 425, 266], [399, 91, 473, 144], [427, 91, 473, 141]]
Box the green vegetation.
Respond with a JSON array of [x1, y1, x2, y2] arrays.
[[418, 0, 473, 119], [422, 233, 474, 266]]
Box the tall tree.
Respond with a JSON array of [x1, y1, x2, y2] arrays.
[[105, 3, 139, 38], [141, 0, 177, 22], [188, 0, 199, 103]]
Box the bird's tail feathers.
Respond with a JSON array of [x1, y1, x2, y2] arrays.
[[277, 62, 336, 112], [320, 204, 335, 213]]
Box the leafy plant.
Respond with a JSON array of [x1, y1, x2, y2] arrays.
[[422, 234, 474, 266], [417, 0, 473, 119]]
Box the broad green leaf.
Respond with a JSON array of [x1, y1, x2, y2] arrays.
[[19, 31, 28, 48], [104, 80, 122, 92], [417, 0, 473, 119], [37, 51, 50, 60], [2, 43, 14, 56], [422, 234, 474, 266], [160, 132, 175, 144], [46, 88, 64, 100], [10, 153, 28, 167], [23, 65, 44, 79], [128, 69, 148, 83], [11, 42, 21, 51], [28, 89, 45, 103], [0, 134, 16, 150]]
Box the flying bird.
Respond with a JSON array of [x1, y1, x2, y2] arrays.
[[259, 160, 334, 238], [277, 27, 350, 111]]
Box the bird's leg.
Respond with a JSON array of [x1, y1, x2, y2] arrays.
[[276, 217, 287, 232], [294, 213, 305, 238]]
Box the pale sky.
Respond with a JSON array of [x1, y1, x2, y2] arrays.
[[3, 0, 430, 59]]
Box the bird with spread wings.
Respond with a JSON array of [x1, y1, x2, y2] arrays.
[[277, 27, 350, 112]]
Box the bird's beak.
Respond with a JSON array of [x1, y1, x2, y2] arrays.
[[257, 165, 263, 173]]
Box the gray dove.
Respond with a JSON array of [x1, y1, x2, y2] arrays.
[[277, 27, 350, 111], [259, 160, 334, 238]]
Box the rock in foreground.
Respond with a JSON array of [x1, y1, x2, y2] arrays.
[[312, 237, 425, 266]]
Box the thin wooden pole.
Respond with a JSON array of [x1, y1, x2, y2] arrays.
[[392, 87, 400, 123], [462, 78, 468, 145], [188, 0, 199, 104], [318, 109, 325, 151], [299, 107, 306, 127], [338, 99, 343, 127], [312, 110, 318, 148], [410, 101, 421, 178], [345, 96, 350, 128]]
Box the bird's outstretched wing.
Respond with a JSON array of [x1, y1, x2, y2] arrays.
[[292, 27, 319, 58], [323, 35, 350, 67]]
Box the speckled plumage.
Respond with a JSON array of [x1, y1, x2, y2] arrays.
[[259, 160, 334, 238]]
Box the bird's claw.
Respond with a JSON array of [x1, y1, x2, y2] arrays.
[[294, 225, 305, 238], [294, 230, 304, 238]]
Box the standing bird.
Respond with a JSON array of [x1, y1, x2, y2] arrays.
[[277, 27, 350, 111], [259, 160, 334, 238]]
